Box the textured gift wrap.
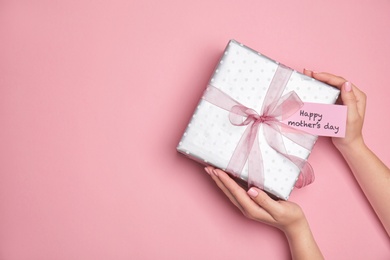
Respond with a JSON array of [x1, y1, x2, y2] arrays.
[[177, 40, 340, 200]]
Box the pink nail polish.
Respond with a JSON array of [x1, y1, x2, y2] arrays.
[[247, 188, 258, 197], [212, 169, 219, 176], [344, 82, 352, 92], [204, 167, 211, 175]]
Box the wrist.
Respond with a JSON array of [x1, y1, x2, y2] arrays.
[[334, 136, 366, 155], [283, 219, 324, 259], [282, 217, 310, 240]]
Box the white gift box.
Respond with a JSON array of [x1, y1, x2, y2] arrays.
[[177, 40, 339, 200]]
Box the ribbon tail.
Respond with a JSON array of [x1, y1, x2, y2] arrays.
[[292, 157, 314, 188], [263, 123, 315, 188], [226, 122, 258, 178], [277, 122, 317, 151], [247, 132, 264, 189]]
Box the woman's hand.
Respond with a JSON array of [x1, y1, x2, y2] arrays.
[[304, 69, 390, 237], [204, 166, 306, 234], [204, 166, 324, 259], [303, 69, 367, 151]]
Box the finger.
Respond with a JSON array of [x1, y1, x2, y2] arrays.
[[340, 82, 361, 122], [311, 72, 347, 89], [351, 86, 367, 119], [247, 187, 282, 220], [204, 166, 214, 176], [303, 68, 313, 77], [356, 92, 366, 120], [310, 72, 366, 119], [205, 167, 244, 212], [214, 169, 274, 223]]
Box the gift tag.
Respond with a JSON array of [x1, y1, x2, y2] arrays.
[[281, 102, 347, 138]]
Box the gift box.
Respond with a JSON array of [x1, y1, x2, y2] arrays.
[[177, 40, 340, 200]]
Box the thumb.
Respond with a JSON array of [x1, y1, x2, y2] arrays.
[[341, 82, 359, 121], [247, 187, 281, 215]]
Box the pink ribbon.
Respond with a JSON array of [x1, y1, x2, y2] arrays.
[[202, 65, 316, 189]]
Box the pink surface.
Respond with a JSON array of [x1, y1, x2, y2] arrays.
[[0, 1, 389, 259]]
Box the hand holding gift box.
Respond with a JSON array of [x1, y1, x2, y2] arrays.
[[177, 40, 342, 200]]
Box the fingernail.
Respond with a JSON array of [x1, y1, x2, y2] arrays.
[[344, 81, 352, 92], [204, 167, 211, 175], [212, 169, 219, 176], [247, 188, 259, 197]]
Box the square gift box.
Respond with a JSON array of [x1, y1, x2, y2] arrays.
[[177, 40, 340, 200]]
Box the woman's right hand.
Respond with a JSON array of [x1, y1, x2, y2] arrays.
[[303, 69, 367, 151]]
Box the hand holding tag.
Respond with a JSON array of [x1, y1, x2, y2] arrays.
[[302, 70, 366, 147]]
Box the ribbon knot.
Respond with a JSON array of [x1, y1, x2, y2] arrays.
[[258, 115, 276, 124], [202, 65, 317, 191]]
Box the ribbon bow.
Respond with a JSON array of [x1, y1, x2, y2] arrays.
[[203, 65, 316, 189]]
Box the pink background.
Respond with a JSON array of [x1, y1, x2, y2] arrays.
[[1, 1, 389, 259]]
